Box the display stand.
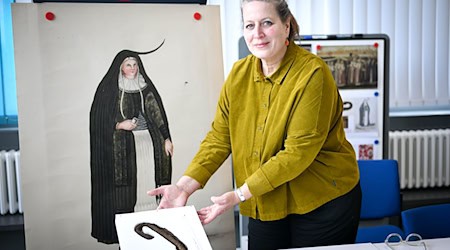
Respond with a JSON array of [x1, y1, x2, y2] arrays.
[[299, 34, 390, 159]]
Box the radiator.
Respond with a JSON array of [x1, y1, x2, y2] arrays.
[[389, 129, 450, 189], [0, 150, 22, 215]]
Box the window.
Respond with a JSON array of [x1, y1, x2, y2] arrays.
[[288, 0, 450, 116], [0, 0, 18, 128]]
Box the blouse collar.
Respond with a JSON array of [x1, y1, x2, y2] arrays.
[[253, 43, 298, 85]]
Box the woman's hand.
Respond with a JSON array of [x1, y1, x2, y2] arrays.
[[115, 119, 136, 131], [197, 191, 240, 225], [165, 139, 174, 156], [147, 176, 201, 209], [147, 184, 189, 209], [198, 183, 252, 225]]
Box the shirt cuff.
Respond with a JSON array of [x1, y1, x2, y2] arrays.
[[245, 169, 274, 197], [183, 163, 213, 188]]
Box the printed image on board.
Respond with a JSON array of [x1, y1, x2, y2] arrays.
[[317, 45, 378, 89], [358, 144, 374, 160], [343, 116, 348, 129], [90, 45, 174, 243], [342, 100, 355, 133], [342, 96, 378, 135], [12, 3, 235, 250], [348, 138, 381, 160], [342, 114, 356, 133]]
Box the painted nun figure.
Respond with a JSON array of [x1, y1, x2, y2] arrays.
[[89, 42, 173, 244]]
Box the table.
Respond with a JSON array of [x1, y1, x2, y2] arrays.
[[287, 237, 450, 250]]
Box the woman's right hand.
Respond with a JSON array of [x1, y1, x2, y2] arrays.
[[147, 184, 189, 209], [115, 119, 136, 131], [147, 176, 201, 209]]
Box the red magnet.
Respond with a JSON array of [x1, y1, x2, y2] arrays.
[[316, 44, 321, 50], [374, 42, 379, 48], [45, 12, 55, 21], [193, 12, 202, 20]]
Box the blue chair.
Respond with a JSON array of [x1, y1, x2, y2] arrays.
[[355, 160, 405, 243], [401, 203, 450, 239]]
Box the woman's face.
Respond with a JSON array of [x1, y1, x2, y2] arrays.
[[242, 1, 290, 64], [121, 58, 138, 79]]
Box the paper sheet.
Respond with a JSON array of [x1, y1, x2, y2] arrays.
[[115, 206, 212, 250]]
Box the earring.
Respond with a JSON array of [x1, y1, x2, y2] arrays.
[[285, 39, 289, 46]]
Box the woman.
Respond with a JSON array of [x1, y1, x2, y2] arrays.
[[90, 44, 173, 244], [148, 1, 361, 249]]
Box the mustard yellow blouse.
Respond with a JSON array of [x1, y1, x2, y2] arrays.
[[184, 44, 359, 221]]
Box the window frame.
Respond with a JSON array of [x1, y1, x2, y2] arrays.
[[0, 0, 18, 128]]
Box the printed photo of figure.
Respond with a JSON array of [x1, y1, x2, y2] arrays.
[[317, 45, 378, 89], [89, 42, 173, 244], [342, 96, 378, 134]]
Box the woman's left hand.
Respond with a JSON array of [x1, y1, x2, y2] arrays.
[[197, 191, 240, 225], [165, 139, 173, 156]]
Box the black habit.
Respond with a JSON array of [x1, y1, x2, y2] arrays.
[[89, 43, 172, 244]]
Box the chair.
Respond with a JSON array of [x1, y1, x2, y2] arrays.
[[401, 203, 450, 239], [355, 159, 405, 243]]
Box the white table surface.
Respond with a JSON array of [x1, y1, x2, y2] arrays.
[[286, 237, 450, 250]]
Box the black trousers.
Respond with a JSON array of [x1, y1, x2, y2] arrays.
[[248, 182, 362, 250]]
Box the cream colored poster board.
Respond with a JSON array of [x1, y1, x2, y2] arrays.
[[12, 3, 234, 250]]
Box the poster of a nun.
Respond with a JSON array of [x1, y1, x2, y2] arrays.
[[90, 43, 174, 244], [12, 3, 235, 250]]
